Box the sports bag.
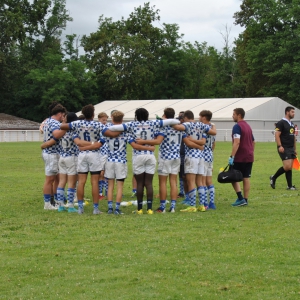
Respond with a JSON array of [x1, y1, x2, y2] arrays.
[[217, 164, 243, 183]]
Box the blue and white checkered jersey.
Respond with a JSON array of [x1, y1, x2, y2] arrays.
[[42, 117, 62, 154], [123, 120, 163, 155], [105, 131, 134, 164], [59, 132, 79, 157], [100, 122, 112, 156], [183, 122, 209, 158], [203, 125, 215, 162], [156, 126, 182, 160], [69, 120, 106, 153]]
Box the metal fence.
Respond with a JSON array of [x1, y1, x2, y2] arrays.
[[0, 129, 279, 143]]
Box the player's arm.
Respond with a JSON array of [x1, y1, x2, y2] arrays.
[[102, 128, 121, 137], [172, 124, 186, 131], [182, 136, 204, 150], [274, 130, 284, 152], [107, 124, 126, 132], [161, 119, 180, 127], [74, 137, 103, 151], [52, 128, 66, 139], [230, 137, 240, 157], [207, 123, 217, 135], [40, 138, 57, 149], [60, 123, 71, 131], [189, 137, 206, 146], [130, 141, 155, 152], [135, 135, 164, 145]]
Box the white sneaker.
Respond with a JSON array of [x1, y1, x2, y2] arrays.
[[44, 202, 57, 210]]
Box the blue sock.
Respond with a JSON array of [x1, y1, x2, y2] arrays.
[[197, 186, 206, 206], [54, 193, 58, 201], [132, 189, 137, 193], [98, 180, 103, 195], [115, 202, 120, 210], [160, 200, 166, 209], [171, 200, 176, 208], [108, 201, 113, 209], [93, 203, 99, 209], [57, 188, 65, 205], [44, 194, 51, 203], [67, 188, 75, 206], [188, 189, 196, 206], [184, 192, 189, 202], [208, 185, 215, 204], [204, 186, 208, 206], [78, 200, 84, 209]]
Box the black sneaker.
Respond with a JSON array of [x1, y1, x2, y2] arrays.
[[107, 208, 114, 214], [270, 175, 275, 189], [287, 185, 297, 190]]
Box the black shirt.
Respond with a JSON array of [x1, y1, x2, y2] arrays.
[[275, 119, 295, 148]]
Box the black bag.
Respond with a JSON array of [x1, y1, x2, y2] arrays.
[[217, 164, 243, 183]]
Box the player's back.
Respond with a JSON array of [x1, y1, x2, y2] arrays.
[[70, 120, 106, 152], [158, 126, 182, 160], [42, 118, 61, 154]]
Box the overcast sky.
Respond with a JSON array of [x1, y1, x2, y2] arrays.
[[63, 0, 244, 51]]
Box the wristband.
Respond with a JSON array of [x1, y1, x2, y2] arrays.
[[53, 137, 59, 142]]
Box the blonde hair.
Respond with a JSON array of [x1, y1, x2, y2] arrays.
[[112, 111, 124, 123], [98, 112, 108, 119]]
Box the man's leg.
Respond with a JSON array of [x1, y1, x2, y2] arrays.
[[107, 178, 115, 214], [91, 173, 101, 214], [43, 175, 57, 209], [157, 175, 168, 212], [180, 173, 197, 212], [114, 180, 124, 214], [169, 174, 177, 212], [77, 173, 88, 213]]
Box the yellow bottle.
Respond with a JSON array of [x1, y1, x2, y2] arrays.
[[219, 167, 224, 173]]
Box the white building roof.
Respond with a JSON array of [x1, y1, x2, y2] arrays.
[[77, 97, 300, 122]]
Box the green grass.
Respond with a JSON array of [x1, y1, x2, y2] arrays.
[[1, 142, 300, 299]]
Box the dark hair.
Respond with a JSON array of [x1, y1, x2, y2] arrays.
[[199, 110, 212, 121], [78, 114, 85, 120], [48, 101, 60, 115], [233, 108, 245, 119], [164, 107, 175, 119], [285, 106, 295, 114], [135, 108, 149, 122], [66, 112, 78, 123], [81, 104, 94, 120], [51, 104, 66, 116], [183, 110, 194, 120]]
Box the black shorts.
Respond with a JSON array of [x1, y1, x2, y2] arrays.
[[233, 162, 253, 178], [278, 147, 296, 161]]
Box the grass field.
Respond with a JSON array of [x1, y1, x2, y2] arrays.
[[1, 142, 300, 299]]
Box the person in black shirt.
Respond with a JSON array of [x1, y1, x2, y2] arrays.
[[270, 106, 297, 190]]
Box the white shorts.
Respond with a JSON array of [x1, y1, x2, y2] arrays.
[[132, 154, 156, 175], [203, 161, 213, 176], [77, 152, 103, 173], [59, 156, 78, 175], [104, 161, 127, 179], [184, 157, 204, 175], [99, 154, 107, 171], [42, 153, 59, 176], [158, 158, 180, 176]]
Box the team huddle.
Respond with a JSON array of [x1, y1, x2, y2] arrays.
[[41, 102, 218, 215]]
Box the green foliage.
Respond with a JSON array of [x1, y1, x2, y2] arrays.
[[234, 0, 300, 106], [1, 142, 300, 299]]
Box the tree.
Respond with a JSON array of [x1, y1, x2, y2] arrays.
[[234, 0, 300, 106]]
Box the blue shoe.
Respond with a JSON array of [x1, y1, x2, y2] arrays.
[[107, 208, 114, 214], [208, 202, 216, 210], [68, 207, 78, 213], [231, 199, 247, 207], [58, 206, 67, 212], [180, 199, 190, 205]]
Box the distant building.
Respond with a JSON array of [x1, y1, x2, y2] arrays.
[[0, 113, 40, 130]]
